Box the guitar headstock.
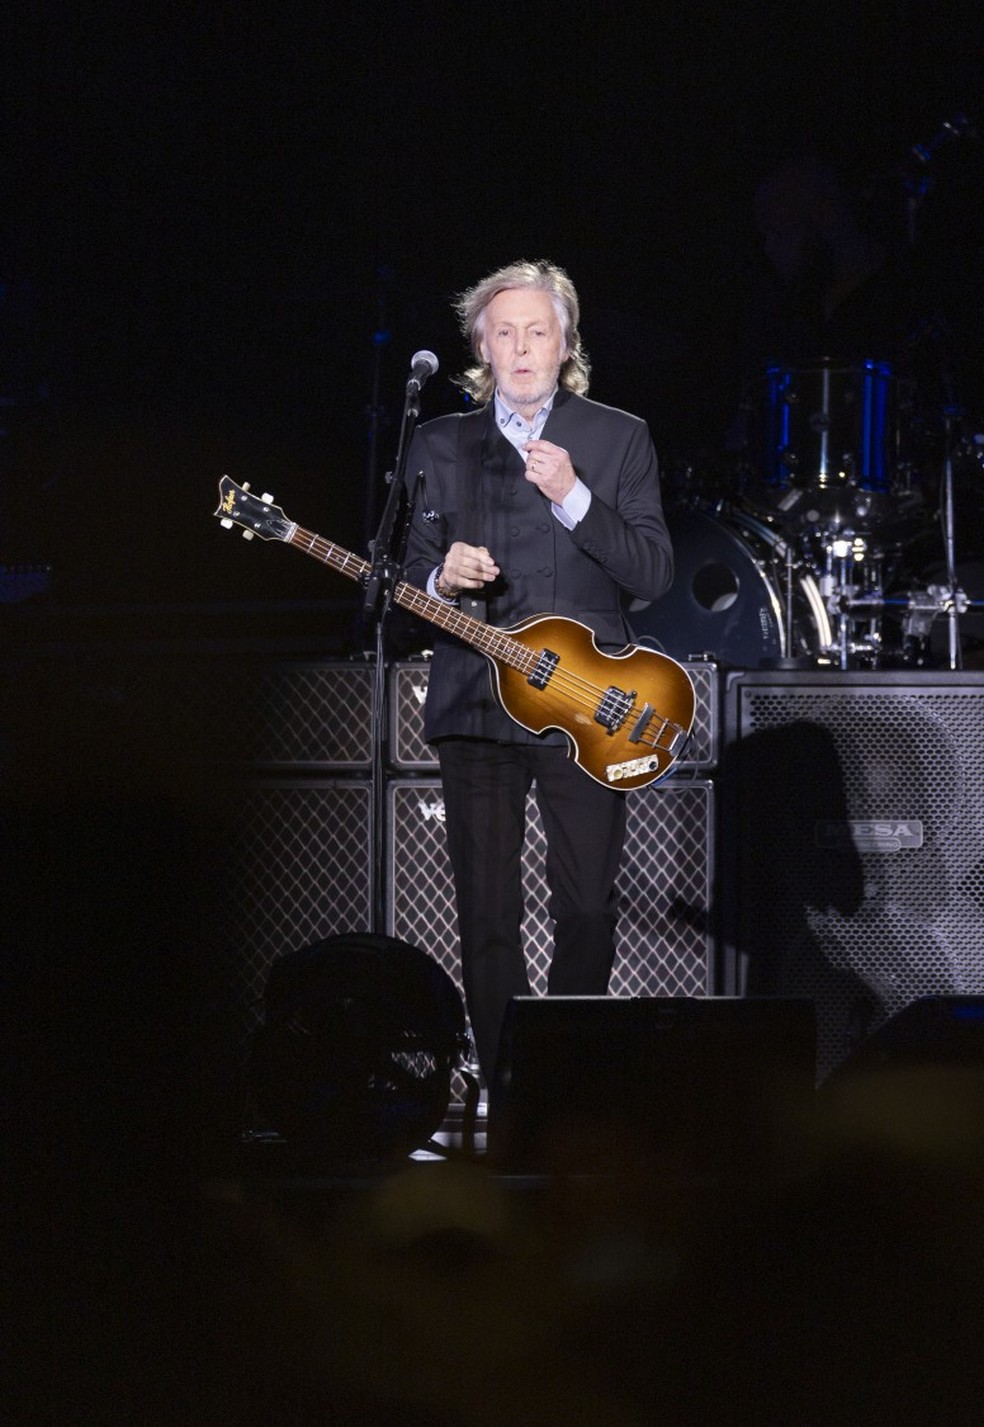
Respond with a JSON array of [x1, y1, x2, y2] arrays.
[[214, 475, 293, 542]]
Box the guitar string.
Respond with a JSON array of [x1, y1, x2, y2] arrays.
[[294, 527, 690, 751], [513, 667, 687, 751]]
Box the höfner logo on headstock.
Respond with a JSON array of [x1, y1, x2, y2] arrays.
[[816, 820, 924, 853]]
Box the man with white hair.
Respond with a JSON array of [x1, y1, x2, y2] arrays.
[[402, 259, 673, 1084]]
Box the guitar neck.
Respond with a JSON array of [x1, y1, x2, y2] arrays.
[[286, 523, 533, 674]]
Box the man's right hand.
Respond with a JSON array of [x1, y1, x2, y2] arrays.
[[440, 542, 500, 593]]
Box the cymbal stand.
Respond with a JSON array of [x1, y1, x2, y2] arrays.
[[939, 404, 964, 669], [782, 539, 796, 658], [819, 535, 857, 670]]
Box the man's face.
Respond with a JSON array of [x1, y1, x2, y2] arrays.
[[479, 287, 568, 416]]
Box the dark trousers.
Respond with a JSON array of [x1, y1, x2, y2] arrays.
[[437, 738, 627, 1083]]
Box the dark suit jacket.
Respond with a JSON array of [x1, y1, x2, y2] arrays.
[[402, 388, 673, 743]]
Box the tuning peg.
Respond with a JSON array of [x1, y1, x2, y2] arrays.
[[242, 481, 251, 491], [260, 492, 275, 504], [220, 518, 234, 529], [242, 530, 255, 541]]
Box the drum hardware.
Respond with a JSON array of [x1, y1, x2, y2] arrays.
[[902, 585, 966, 641], [810, 530, 901, 669], [902, 583, 984, 664], [902, 113, 976, 247], [630, 506, 831, 669], [743, 359, 930, 566], [805, 579, 983, 669], [939, 403, 967, 668], [640, 493, 974, 671], [776, 533, 830, 666]]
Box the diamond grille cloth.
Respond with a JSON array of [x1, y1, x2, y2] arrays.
[[387, 777, 715, 1002]]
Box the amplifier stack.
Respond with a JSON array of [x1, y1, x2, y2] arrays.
[[10, 636, 981, 1085], [220, 655, 984, 1082], [215, 656, 720, 1033]]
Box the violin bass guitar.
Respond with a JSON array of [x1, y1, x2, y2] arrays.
[[214, 476, 695, 790]]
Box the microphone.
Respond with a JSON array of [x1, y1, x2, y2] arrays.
[[909, 113, 976, 166], [407, 349, 439, 393]]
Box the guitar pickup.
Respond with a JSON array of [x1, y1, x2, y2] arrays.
[[595, 685, 635, 734], [528, 649, 559, 689]]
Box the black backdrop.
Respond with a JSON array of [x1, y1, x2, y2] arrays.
[[4, 15, 984, 1413], [3, 1, 983, 615]]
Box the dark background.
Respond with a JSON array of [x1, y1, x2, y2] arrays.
[[3, 1, 983, 623], [4, 12, 984, 1418]]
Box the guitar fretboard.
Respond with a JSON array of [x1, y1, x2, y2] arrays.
[[288, 523, 539, 676]]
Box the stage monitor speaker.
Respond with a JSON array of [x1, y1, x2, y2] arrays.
[[387, 776, 716, 1005], [722, 670, 984, 1081], [822, 995, 984, 1084], [487, 994, 816, 1178]]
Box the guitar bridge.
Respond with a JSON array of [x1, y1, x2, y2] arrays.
[[595, 685, 635, 734], [528, 648, 559, 689], [628, 702, 654, 744]]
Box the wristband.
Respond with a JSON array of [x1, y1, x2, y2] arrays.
[[434, 563, 459, 601]]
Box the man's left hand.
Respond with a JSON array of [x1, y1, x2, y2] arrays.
[[522, 439, 576, 504]]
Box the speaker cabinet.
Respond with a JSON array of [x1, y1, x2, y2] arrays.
[[387, 662, 434, 771], [488, 994, 816, 1177], [388, 659, 721, 771], [220, 778, 373, 1025], [224, 659, 376, 769], [387, 776, 716, 1007], [182, 658, 376, 769], [722, 671, 984, 1080]]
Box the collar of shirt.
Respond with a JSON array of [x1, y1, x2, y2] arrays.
[[493, 385, 589, 528], [493, 388, 556, 456]]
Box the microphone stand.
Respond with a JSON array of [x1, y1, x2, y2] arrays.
[[362, 368, 426, 934], [362, 358, 484, 1128]]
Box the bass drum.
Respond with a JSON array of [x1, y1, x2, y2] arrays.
[[630, 507, 830, 668]]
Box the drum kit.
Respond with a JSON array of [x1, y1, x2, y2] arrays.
[[634, 356, 984, 671]]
